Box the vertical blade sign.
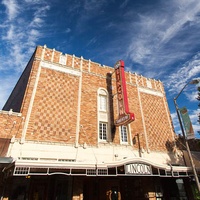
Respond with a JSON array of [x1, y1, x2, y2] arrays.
[[114, 60, 135, 126], [179, 107, 194, 139]]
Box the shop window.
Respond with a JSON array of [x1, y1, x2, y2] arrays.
[[176, 179, 187, 199], [99, 122, 107, 140], [120, 126, 128, 143]]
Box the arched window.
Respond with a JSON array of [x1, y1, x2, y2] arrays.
[[99, 89, 107, 112], [97, 88, 110, 142]]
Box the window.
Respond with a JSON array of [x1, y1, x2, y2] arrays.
[[99, 95, 107, 111], [99, 122, 107, 140], [98, 88, 110, 142], [121, 126, 128, 143]]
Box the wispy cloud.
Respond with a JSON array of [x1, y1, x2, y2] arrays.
[[126, 0, 200, 74], [0, 0, 50, 108], [2, 0, 19, 21], [171, 112, 182, 135], [164, 53, 200, 95], [120, 0, 130, 9], [83, 0, 106, 12], [0, 0, 50, 71], [108, 0, 200, 91], [189, 109, 200, 136], [185, 91, 199, 102]]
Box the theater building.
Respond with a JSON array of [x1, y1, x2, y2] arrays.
[[0, 45, 198, 199]]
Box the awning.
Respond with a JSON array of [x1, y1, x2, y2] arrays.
[[183, 150, 200, 170], [0, 157, 14, 169], [3, 157, 192, 178]]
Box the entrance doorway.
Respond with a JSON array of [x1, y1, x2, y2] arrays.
[[83, 178, 121, 200], [100, 179, 121, 200]]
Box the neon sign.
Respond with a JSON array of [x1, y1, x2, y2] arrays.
[[114, 60, 134, 126]]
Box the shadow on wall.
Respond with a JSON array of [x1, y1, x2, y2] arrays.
[[106, 73, 116, 141], [165, 139, 176, 152]]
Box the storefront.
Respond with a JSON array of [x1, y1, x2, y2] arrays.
[[0, 45, 199, 200], [1, 158, 196, 200]]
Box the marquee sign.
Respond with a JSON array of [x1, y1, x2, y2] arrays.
[[114, 60, 135, 126], [125, 163, 152, 175]]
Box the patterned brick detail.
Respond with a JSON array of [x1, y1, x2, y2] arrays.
[[79, 73, 100, 145], [82, 59, 89, 71], [1, 45, 176, 152], [66, 55, 73, 68], [53, 50, 60, 64], [26, 67, 79, 143], [137, 75, 146, 87], [126, 85, 146, 148], [43, 48, 52, 62], [74, 56, 81, 70], [140, 92, 174, 151], [0, 112, 23, 155]]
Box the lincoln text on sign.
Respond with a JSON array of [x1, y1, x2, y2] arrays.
[[114, 60, 135, 126], [125, 163, 152, 175]]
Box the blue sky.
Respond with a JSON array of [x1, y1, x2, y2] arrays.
[[0, 0, 200, 137]]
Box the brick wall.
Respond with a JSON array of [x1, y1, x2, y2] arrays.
[[0, 110, 22, 156], [0, 45, 176, 152]]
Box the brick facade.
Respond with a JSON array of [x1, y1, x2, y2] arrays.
[[1, 45, 192, 200], [1, 45, 176, 152]]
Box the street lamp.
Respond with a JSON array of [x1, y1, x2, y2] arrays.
[[173, 78, 200, 193]]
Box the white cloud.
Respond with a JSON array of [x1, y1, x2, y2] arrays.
[[2, 0, 19, 20], [120, 0, 130, 9], [83, 0, 106, 12], [160, 0, 200, 44], [29, 17, 44, 28], [34, 5, 50, 17], [24, 0, 44, 3], [2, 25, 14, 40], [189, 109, 200, 135], [126, 0, 200, 72], [185, 91, 199, 102], [0, 1, 51, 108], [0, 1, 50, 70], [163, 52, 200, 95], [171, 112, 180, 131], [65, 28, 71, 33]]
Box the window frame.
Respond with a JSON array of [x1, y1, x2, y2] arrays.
[[97, 88, 110, 143], [99, 122, 107, 141], [99, 94, 107, 112], [120, 125, 128, 144]]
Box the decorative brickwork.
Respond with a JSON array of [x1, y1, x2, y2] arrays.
[[26, 68, 79, 143], [0, 110, 22, 156], [0, 45, 176, 153]]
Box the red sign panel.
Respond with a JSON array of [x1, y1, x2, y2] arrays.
[[114, 60, 135, 126]]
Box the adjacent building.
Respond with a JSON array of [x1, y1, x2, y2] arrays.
[[0, 45, 198, 199]]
